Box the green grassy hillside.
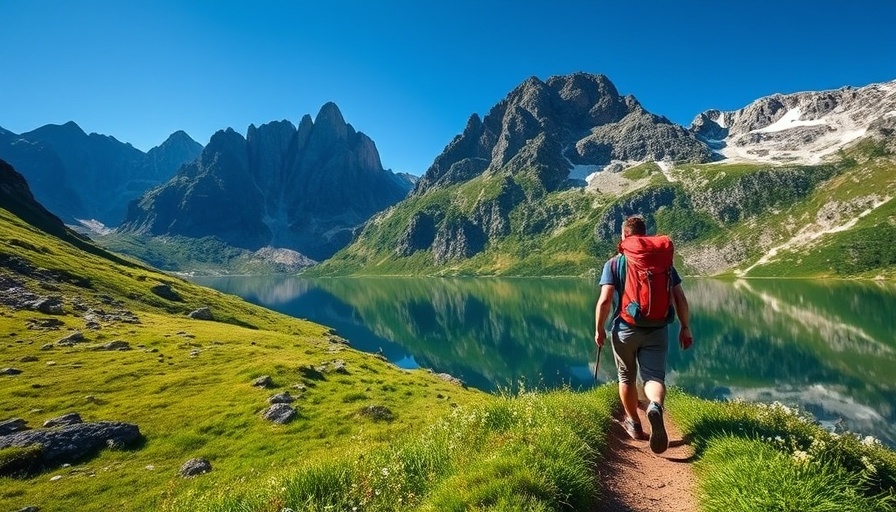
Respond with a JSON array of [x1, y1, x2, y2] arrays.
[[0, 207, 486, 511]]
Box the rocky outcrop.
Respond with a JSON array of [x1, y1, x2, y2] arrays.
[[687, 166, 837, 223], [593, 186, 680, 241], [0, 122, 202, 226], [0, 158, 82, 242], [432, 218, 486, 264], [0, 421, 142, 469], [120, 103, 411, 261]]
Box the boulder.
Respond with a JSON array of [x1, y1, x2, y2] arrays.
[[96, 340, 131, 351], [179, 457, 212, 478], [187, 307, 213, 320], [261, 403, 297, 424], [30, 297, 63, 315], [0, 421, 142, 466], [56, 332, 85, 346], [150, 283, 182, 302], [252, 375, 274, 388], [268, 392, 295, 404]]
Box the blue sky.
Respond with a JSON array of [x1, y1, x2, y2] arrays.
[[2, 0, 894, 175]]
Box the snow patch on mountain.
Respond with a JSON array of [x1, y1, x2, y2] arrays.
[[751, 107, 827, 133]]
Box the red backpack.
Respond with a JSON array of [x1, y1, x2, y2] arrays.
[[611, 235, 676, 327]]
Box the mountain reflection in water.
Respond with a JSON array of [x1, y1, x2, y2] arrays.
[[190, 276, 896, 448]]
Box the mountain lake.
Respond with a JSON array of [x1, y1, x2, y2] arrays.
[[189, 276, 896, 448]]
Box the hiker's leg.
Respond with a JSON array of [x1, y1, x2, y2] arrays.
[[637, 326, 668, 406], [611, 328, 640, 421], [643, 379, 666, 406]]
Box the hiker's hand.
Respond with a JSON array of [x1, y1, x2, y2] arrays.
[[595, 330, 606, 348], [679, 326, 693, 350]]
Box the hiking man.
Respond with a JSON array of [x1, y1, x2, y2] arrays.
[[594, 216, 692, 453]]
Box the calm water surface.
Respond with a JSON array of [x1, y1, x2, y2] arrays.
[[190, 276, 896, 447]]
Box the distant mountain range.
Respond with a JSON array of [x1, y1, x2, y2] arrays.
[[313, 73, 896, 278], [118, 102, 413, 262], [3, 74, 894, 277], [0, 122, 202, 227]]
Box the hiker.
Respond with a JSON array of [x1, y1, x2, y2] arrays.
[[594, 215, 692, 453]]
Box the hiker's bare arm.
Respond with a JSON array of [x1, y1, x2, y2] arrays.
[[672, 284, 693, 349], [594, 284, 614, 347]]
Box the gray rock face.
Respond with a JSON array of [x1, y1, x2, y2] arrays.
[[396, 211, 440, 257], [432, 218, 486, 265], [0, 421, 141, 465], [593, 187, 679, 241], [0, 122, 202, 226], [690, 80, 896, 164], [120, 103, 412, 261]]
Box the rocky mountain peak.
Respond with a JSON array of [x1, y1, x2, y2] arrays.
[[413, 72, 711, 196], [154, 130, 200, 153], [313, 102, 349, 141], [121, 103, 411, 261]]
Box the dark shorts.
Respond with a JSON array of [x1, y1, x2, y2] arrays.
[[610, 323, 668, 385]]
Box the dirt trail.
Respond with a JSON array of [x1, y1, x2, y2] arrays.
[[593, 402, 699, 512]]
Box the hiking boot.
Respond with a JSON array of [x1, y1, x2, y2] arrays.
[[623, 417, 648, 441], [647, 401, 668, 454]]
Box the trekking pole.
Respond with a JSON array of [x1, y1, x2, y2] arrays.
[[593, 344, 602, 384]]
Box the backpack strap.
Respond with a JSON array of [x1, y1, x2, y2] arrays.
[[609, 254, 626, 322], [610, 254, 626, 292]]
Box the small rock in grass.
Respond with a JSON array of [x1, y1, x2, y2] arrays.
[[187, 307, 212, 320], [359, 405, 394, 422], [262, 403, 297, 424], [268, 392, 295, 404], [1, 368, 22, 375], [252, 375, 274, 388], [19, 355, 38, 362], [179, 458, 212, 478]]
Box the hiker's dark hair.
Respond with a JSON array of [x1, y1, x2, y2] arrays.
[[623, 216, 647, 237]]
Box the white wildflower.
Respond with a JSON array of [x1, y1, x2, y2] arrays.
[[861, 435, 880, 447], [861, 455, 877, 473], [792, 450, 810, 464]]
